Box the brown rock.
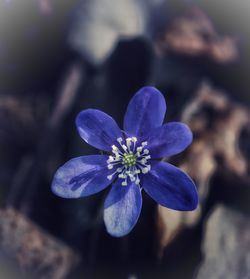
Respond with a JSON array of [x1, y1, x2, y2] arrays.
[[156, 7, 238, 63], [157, 82, 250, 256], [182, 82, 250, 198], [0, 207, 80, 279], [196, 205, 250, 279]]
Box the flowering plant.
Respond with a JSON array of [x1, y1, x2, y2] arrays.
[[52, 87, 198, 237]]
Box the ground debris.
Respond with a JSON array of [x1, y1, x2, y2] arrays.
[[196, 205, 250, 279], [156, 7, 238, 63], [0, 207, 80, 279], [157, 82, 250, 258]]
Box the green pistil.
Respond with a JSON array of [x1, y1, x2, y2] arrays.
[[123, 153, 137, 167]]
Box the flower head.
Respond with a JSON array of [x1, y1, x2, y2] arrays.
[[52, 87, 198, 237]]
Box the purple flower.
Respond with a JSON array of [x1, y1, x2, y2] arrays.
[[52, 87, 198, 237]]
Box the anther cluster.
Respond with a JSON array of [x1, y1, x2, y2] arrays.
[[107, 137, 151, 186]]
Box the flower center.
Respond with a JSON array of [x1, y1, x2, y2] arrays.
[[123, 153, 136, 167], [107, 137, 151, 186]]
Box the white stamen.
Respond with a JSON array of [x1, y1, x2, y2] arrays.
[[107, 175, 113, 180], [118, 173, 127, 179], [126, 138, 132, 147], [108, 164, 113, 170], [117, 137, 123, 143], [130, 176, 136, 182], [132, 137, 137, 142], [122, 145, 127, 151], [140, 159, 147, 164], [136, 147, 143, 152], [107, 156, 114, 162], [142, 167, 149, 174], [112, 145, 118, 151]]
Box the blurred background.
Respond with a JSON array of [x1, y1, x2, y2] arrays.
[[0, 0, 250, 278]]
